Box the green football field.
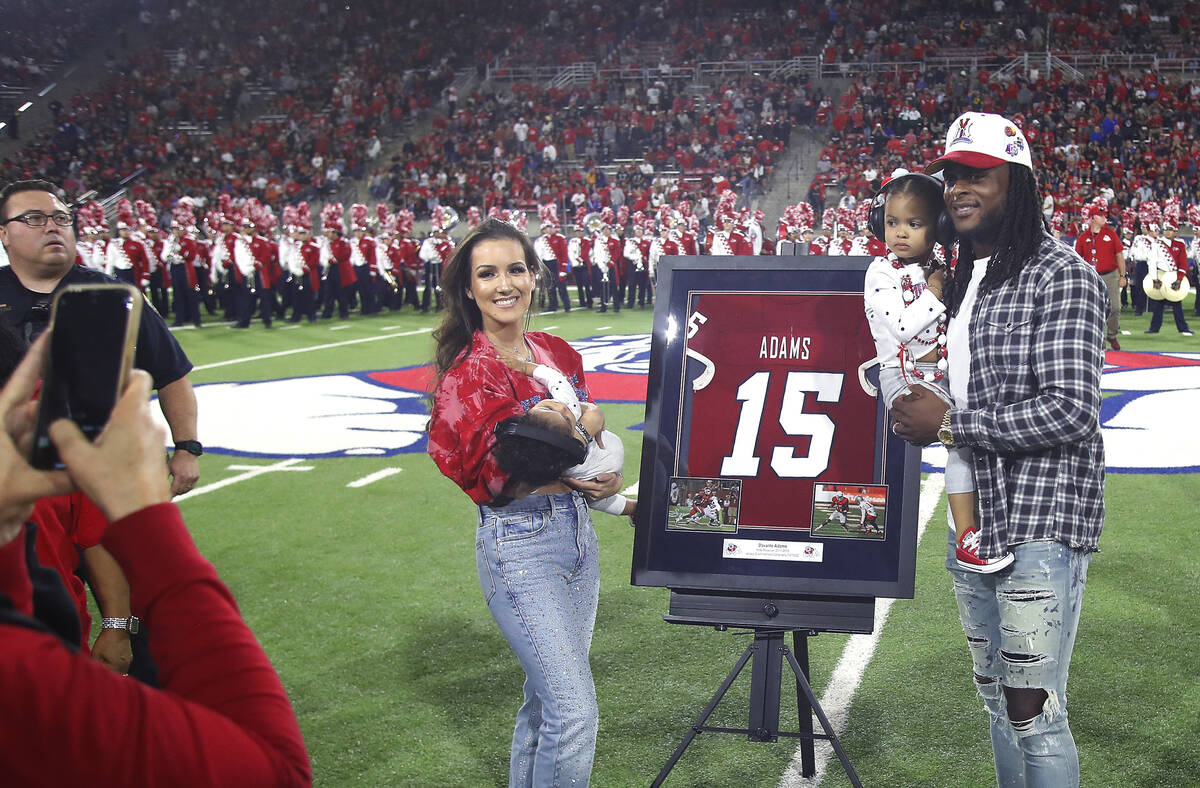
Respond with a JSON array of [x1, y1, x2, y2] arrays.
[[157, 301, 1198, 787]]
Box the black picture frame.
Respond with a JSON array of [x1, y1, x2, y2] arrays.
[[632, 255, 922, 599]]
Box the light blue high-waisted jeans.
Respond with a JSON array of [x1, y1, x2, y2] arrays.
[[477, 492, 600, 787], [947, 534, 1092, 788]]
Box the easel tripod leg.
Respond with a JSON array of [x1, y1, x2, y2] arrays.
[[793, 631, 816, 776], [782, 645, 862, 788], [651, 642, 757, 787]]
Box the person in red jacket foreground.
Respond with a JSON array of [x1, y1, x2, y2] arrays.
[[0, 334, 311, 788]]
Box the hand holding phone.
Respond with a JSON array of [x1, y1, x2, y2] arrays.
[[49, 368, 171, 523], [30, 284, 142, 470], [0, 333, 74, 544]]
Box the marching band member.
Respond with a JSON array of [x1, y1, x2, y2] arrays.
[[76, 202, 108, 271], [277, 205, 301, 317], [137, 201, 170, 317], [567, 222, 593, 308], [229, 211, 258, 329], [250, 204, 281, 327], [1145, 216, 1192, 335], [535, 204, 571, 312], [164, 198, 202, 327], [105, 200, 148, 288], [372, 203, 400, 311], [419, 206, 456, 313], [391, 209, 422, 310], [623, 217, 652, 308], [705, 212, 749, 255], [745, 209, 764, 255], [208, 203, 238, 319], [591, 217, 622, 314], [649, 221, 679, 289], [349, 203, 381, 315], [289, 204, 321, 323], [319, 203, 355, 320]]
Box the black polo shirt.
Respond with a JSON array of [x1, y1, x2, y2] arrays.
[[0, 265, 193, 390]]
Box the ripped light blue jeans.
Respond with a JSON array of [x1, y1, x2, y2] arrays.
[[947, 535, 1092, 788], [477, 492, 600, 787]]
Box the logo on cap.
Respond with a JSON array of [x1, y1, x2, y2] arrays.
[[950, 117, 974, 147], [1005, 138, 1026, 158]]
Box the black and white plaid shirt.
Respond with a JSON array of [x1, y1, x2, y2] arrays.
[[954, 235, 1108, 559]]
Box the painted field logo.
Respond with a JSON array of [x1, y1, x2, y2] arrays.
[[169, 340, 1198, 472], [921, 351, 1200, 474], [169, 334, 652, 459]]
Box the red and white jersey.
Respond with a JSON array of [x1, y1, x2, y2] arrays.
[[329, 236, 357, 284], [419, 235, 454, 266], [745, 222, 763, 255], [534, 234, 555, 262], [231, 236, 257, 283], [623, 236, 648, 271], [545, 232, 569, 265], [706, 229, 746, 256], [849, 234, 873, 256], [250, 235, 279, 288], [567, 236, 590, 268], [388, 235, 421, 277], [209, 232, 233, 272], [299, 239, 322, 291], [831, 493, 850, 514], [649, 236, 679, 274], [278, 235, 298, 275], [352, 236, 380, 279], [78, 239, 106, 271], [161, 234, 200, 288], [827, 237, 854, 256], [678, 291, 878, 530]]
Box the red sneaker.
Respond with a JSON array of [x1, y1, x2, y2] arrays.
[[1110, 337, 1121, 351], [956, 527, 1015, 573]]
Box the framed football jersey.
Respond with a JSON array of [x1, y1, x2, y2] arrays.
[[633, 255, 922, 599]]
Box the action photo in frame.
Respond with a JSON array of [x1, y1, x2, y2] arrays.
[[632, 255, 923, 599]]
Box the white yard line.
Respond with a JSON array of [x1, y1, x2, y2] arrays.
[[329, 324, 351, 331], [191, 327, 433, 371], [173, 458, 314, 502], [169, 320, 234, 331], [778, 473, 945, 788], [346, 467, 403, 488]]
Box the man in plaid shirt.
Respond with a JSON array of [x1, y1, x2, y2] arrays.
[[892, 113, 1107, 788]]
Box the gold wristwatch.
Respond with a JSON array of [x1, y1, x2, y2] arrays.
[[937, 410, 954, 447]]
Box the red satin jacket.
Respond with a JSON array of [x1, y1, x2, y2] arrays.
[[428, 330, 592, 505]]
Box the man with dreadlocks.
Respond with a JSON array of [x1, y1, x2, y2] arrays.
[[891, 113, 1107, 788]]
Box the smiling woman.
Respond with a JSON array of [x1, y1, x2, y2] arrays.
[[426, 217, 623, 786]]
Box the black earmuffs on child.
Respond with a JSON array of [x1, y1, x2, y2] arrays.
[[867, 172, 957, 249]]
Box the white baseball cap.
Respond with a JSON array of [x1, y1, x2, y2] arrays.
[[925, 112, 1033, 174]]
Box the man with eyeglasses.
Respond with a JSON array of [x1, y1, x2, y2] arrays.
[[0, 180, 202, 497]]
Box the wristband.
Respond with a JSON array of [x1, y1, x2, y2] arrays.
[[174, 440, 203, 456], [574, 423, 593, 444], [101, 616, 140, 634]]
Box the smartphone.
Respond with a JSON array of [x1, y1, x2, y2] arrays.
[[30, 284, 142, 470]]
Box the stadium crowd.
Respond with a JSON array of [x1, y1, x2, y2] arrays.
[[0, 0, 1196, 260]]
